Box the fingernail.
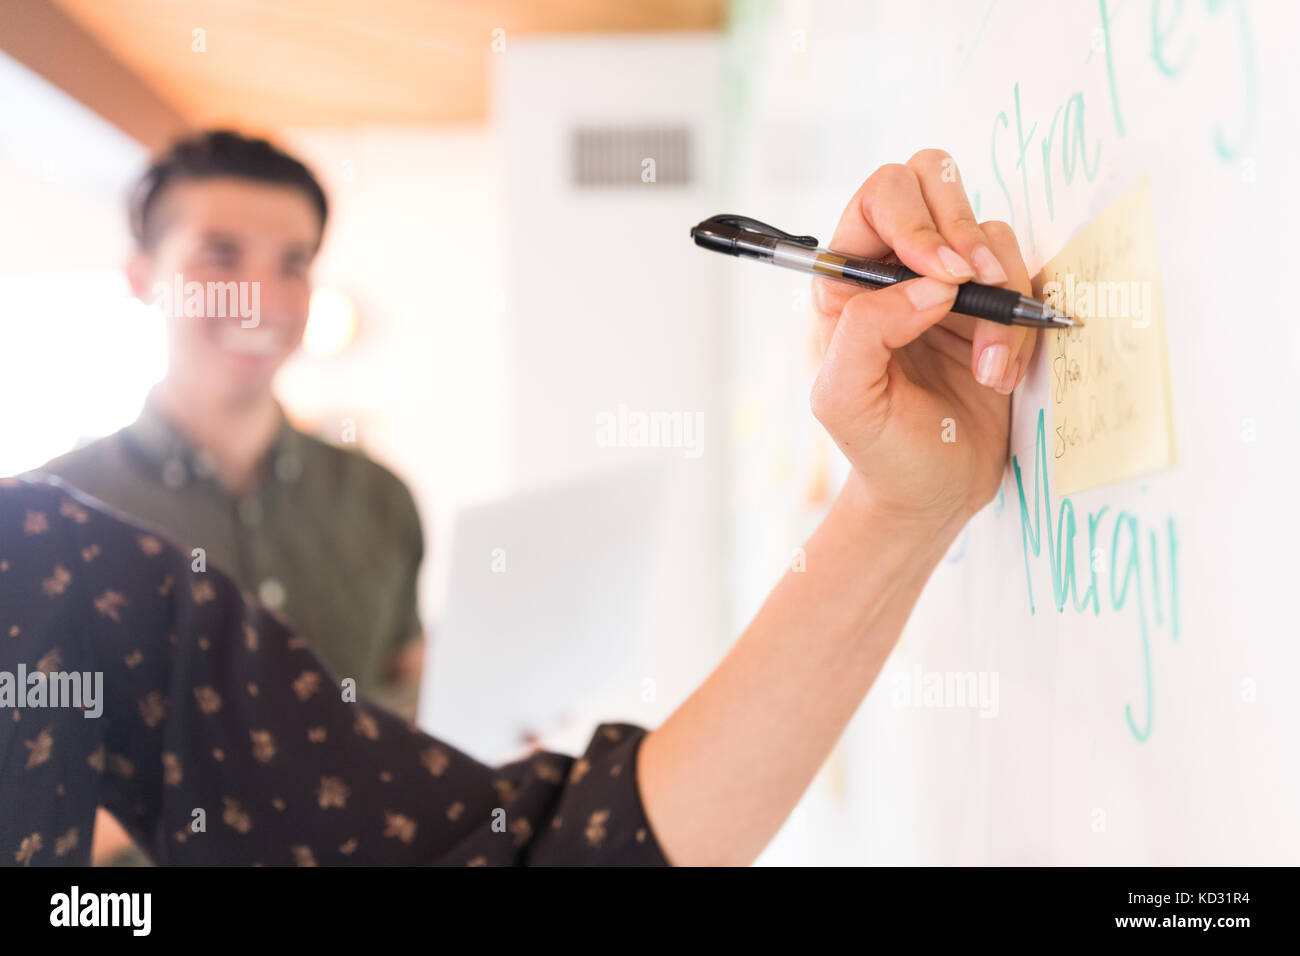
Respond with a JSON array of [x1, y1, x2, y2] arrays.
[[937, 245, 975, 280], [904, 276, 958, 310], [995, 359, 1020, 394], [976, 344, 1010, 387], [971, 246, 1008, 284]]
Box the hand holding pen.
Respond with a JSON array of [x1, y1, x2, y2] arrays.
[[696, 150, 1050, 529]]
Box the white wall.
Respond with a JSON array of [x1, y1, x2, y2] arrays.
[[493, 33, 730, 730], [279, 127, 510, 568]]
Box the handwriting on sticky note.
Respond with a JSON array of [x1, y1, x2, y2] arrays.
[[1032, 176, 1176, 497]]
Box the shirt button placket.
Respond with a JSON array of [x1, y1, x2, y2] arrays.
[[238, 496, 263, 528], [161, 457, 187, 489], [275, 451, 302, 483], [192, 450, 218, 480]]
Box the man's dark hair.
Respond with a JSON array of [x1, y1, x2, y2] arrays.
[[129, 129, 329, 249]]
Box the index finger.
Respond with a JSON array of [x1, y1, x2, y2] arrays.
[[812, 164, 974, 352]]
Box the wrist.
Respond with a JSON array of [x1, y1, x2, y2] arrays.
[[831, 471, 971, 552]]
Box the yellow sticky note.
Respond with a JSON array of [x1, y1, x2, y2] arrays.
[[1032, 176, 1176, 497]]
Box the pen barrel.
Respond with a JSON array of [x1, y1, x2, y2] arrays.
[[763, 241, 1027, 325], [890, 266, 1023, 324], [950, 281, 1023, 325]]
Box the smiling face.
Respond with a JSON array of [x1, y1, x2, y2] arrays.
[[129, 176, 321, 403]]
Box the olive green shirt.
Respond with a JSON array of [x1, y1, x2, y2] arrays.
[[35, 399, 425, 713]]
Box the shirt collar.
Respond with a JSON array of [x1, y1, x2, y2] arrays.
[[124, 393, 304, 489]]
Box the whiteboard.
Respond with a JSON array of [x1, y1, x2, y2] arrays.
[[723, 0, 1300, 864]]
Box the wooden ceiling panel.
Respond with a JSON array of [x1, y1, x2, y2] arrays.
[[46, 0, 726, 128]]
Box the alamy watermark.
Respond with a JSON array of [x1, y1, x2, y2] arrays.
[[50, 886, 150, 935], [596, 403, 704, 459], [0, 666, 103, 718], [152, 273, 261, 328], [890, 664, 999, 718], [1043, 274, 1153, 328]]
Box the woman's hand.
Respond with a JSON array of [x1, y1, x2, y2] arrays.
[[641, 157, 1036, 862], [810, 149, 1036, 532]]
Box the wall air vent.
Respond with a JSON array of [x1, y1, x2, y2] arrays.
[[570, 125, 693, 187]]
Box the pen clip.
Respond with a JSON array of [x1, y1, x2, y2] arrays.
[[703, 215, 819, 248]]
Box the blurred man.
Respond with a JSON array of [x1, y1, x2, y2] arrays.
[[37, 130, 427, 862]]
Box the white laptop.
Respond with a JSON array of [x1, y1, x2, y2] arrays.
[[417, 464, 666, 764]]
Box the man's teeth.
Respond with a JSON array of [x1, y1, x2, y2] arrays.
[[217, 327, 282, 356]]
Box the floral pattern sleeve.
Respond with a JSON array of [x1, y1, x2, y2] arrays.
[[0, 477, 670, 866]]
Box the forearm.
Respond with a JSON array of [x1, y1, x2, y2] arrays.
[[637, 476, 967, 866]]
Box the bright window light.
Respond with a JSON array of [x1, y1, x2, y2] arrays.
[[303, 287, 359, 357], [0, 270, 165, 476]]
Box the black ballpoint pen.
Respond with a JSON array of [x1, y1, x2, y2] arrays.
[[690, 214, 1078, 329]]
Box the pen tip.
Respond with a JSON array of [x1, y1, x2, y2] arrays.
[[1041, 299, 1080, 328], [1014, 294, 1080, 328]]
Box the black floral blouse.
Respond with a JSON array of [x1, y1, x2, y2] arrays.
[[0, 477, 670, 866]]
